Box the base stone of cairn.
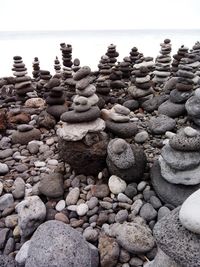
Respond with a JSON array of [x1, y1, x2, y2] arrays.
[[57, 66, 108, 176], [102, 104, 138, 138], [152, 205, 200, 267], [151, 127, 200, 207], [106, 138, 147, 183]]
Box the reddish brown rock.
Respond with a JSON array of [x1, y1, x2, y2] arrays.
[[7, 112, 31, 125], [0, 109, 7, 131]]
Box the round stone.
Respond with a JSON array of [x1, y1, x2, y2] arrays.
[[76, 203, 89, 216], [108, 175, 127, 194], [134, 131, 149, 143], [184, 126, 198, 137], [179, 189, 200, 234], [56, 200, 66, 212], [0, 163, 9, 175], [158, 100, 185, 118]]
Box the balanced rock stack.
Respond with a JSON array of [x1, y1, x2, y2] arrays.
[[32, 57, 40, 80], [62, 67, 76, 100], [46, 86, 68, 120], [39, 70, 52, 89], [72, 58, 81, 72], [105, 44, 119, 67], [96, 76, 111, 106], [11, 124, 41, 145], [158, 57, 194, 118], [171, 45, 189, 74], [128, 66, 154, 104], [106, 138, 147, 183], [98, 54, 112, 75], [129, 46, 142, 65], [192, 41, 200, 56], [109, 65, 125, 89], [153, 39, 172, 84], [186, 87, 200, 126], [102, 104, 138, 138], [54, 56, 61, 74], [119, 57, 132, 79], [57, 66, 107, 175], [151, 126, 200, 207], [60, 43, 73, 68], [134, 56, 155, 73], [147, 190, 200, 267], [12, 56, 34, 99]]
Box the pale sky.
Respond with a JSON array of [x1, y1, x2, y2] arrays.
[[0, 0, 200, 31]]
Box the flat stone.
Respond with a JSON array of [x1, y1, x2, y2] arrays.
[[11, 128, 41, 145], [61, 106, 100, 123], [57, 118, 105, 141], [151, 160, 200, 207], [106, 121, 138, 138], [73, 66, 91, 81], [158, 100, 185, 118], [25, 98, 45, 108], [0, 149, 13, 159], [25, 220, 98, 267], [154, 207, 200, 267], [149, 115, 176, 134], [161, 143, 200, 171], [169, 130, 200, 151], [170, 89, 193, 104], [179, 189, 200, 234], [17, 124, 34, 132], [66, 187, 80, 206]]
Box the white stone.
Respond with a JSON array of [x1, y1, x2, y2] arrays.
[[67, 205, 77, 211], [47, 159, 58, 166], [34, 161, 46, 167], [15, 240, 31, 266], [66, 187, 80, 206], [76, 203, 89, 216], [165, 131, 176, 139], [117, 193, 132, 204], [25, 98, 45, 108], [0, 163, 9, 175], [46, 138, 55, 146], [57, 118, 105, 141], [0, 193, 14, 210], [108, 175, 127, 194], [55, 200, 66, 211], [179, 189, 200, 234], [184, 126, 198, 137], [137, 181, 147, 191], [15, 196, 46, 237]]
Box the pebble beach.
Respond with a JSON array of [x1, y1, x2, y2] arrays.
[[0, 38, 200, 267]]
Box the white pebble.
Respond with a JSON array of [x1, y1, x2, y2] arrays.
[[47, 159, 58, 166], [137, 181, 147, 191], [67, 205, 77, 211], [108, 175, 127, 194], [184, 126, 198, 137], [56, 200, 66, 211], [134, 131, 149, 143], [165, 131, 176, 139], [0, 182, 3, 196], [34, 161, 46, 167], [98, 172, 103, 179], [76, 203, 89, 216]]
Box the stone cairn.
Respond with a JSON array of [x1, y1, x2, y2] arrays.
[[12, 56, 34, 100], [72, 58, 81, 72], [101, 103, 138, 138], [54, 56, 61, 74], [46, 86, 68, 121], [147, 189, 200, 266], [129, 46, 142, 65], [119, 57, 132, 79], [57, 66, 107, 176], [128, 66, 154, 105], [32, 57, 40, 80], [186, 87, 200, 126], [109, 64, 125, 90], [158, 56, 194, 118], [60, 43, 73, 68], [106, 138, 147, 183], [151, 126, 200, 207], [38, 70, 52, 91], [98, 54, 112, 75], [105, 44, 119, 67], [171, 45, 189, 74], [153, 39, 172, 84]]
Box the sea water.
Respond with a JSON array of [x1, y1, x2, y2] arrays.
[[0, 29, 200, 77]]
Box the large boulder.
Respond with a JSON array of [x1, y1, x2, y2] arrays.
[[25, 220, 99, 267]]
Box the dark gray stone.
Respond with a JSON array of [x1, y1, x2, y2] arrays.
[[106, 121, 138, 138], [123, 99, 139, 111], [158, 100, 185, 118], [11, 129, 41, 145], [149, 115, 176, 134], [25, 220, 98, 267], [170, 89, 193, 104], [60, 106, 100, 123], [39, 173, 64, 198], [154, 207, 200, 267], [142, 95, 169, 113], [125, 183, 137, 198], [151, 161, 200, 207], [46, 105, 68, 120], [73, 66, 91, 81], [0, 228, 10, 250], [139, 203, 157, 221]]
